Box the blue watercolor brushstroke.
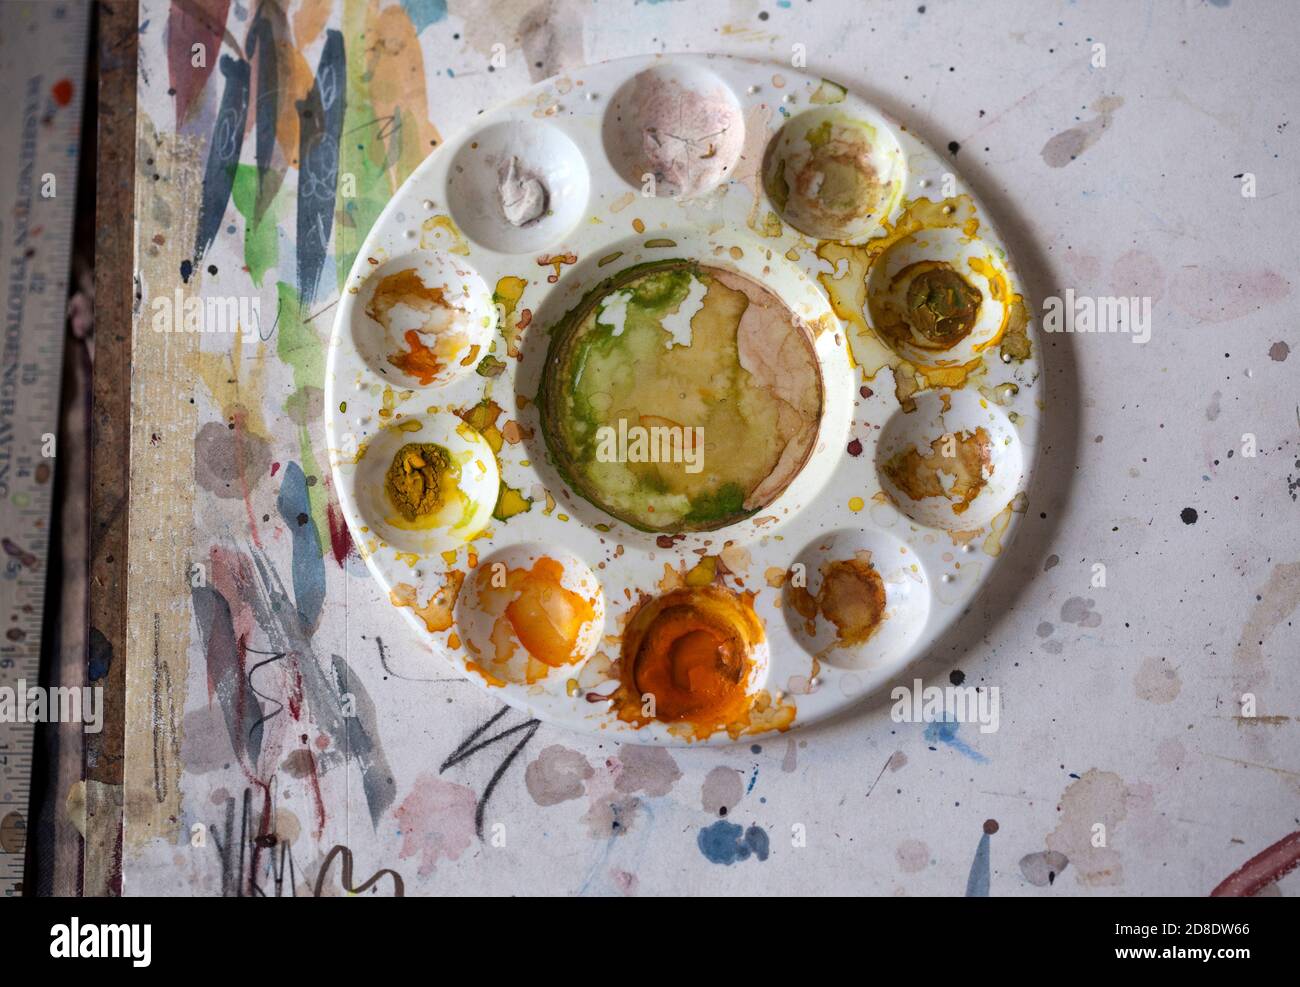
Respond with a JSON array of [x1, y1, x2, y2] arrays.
[[295, 30, 346, 306], [276, 462, 325, 632], [246, 1, 285, 221], [965, 832, 991, 896], [401, 0, 447, 32], [194, 54, 250, 262]]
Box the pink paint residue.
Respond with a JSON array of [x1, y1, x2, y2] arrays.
[[394, 773, 478, 876], [1169, 267, 1290, 324]]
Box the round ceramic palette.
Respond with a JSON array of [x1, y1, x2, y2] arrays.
[[325, 54, 1041, 745]]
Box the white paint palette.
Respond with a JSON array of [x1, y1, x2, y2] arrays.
[[326, 54, 1041, 745]]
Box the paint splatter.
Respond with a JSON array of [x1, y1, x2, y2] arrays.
[[923, 717, 988, 763], [1167, 266, 1289, 323], [525, 745, 594, 806], [1180, 507, 1198, 525], [51, 78, 74, 107], [612, 744, 681, 796], [701, 766, 744, 815], [194, 54, 251, 262], [964, 823, 995, 896], [1206, 391, 1222, 421], [1040, 95, 1123, 167], [1233, 561, 1300, 701], [1019, 850, 1069, 887], [194, 417, 272, 500], [518, 0, 585, 82], [1269, 341, 1290, 362], [166, 0, 232, 125], [246, 2, 288, 222], [394, 773, 478, 876], [1, 539, 38, 569], [401, 0, 448, 33], [1060, 596, 1102, 627], [1046, 770, 1128, 887], [697, 820, 770, 865], [895, 838, 929, 873], [1133, 656, 1181, 704], [191, 581, 264, 768]]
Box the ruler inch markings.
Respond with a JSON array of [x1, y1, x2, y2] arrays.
[[0, 0, 91, 896]]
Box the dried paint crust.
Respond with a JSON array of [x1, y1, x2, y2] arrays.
[[884, 426, 994, 516], [607, 584, 796, 742]]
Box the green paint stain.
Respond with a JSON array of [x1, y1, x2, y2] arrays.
[[232, 164, 280, 287], [334, 0, 439, 293]]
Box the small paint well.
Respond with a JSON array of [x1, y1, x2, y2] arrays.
[[446, 119, 590, 253], [352, 251, 494, 389], [866, 225, 1015, 367], [762, 107, 906, 241], [874, 389, 1024, 531], [454, 543, 606, 686], [602, 63, 745, 199], [353, 411, 499, 554], [783, 527, 931, 670]]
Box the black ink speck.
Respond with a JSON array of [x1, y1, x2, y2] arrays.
[[1180, 507, 1198, 525]]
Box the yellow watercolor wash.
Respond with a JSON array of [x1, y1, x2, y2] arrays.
[[421, 214, 469, 255]]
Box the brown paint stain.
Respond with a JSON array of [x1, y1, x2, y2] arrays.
[[390, 571, 465, 633], [1046, 769, 1129, 887], [883, 426, 993, 515], [814, 556, 887, 646]]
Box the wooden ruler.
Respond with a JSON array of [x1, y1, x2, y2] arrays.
[[0, 0, 90, 897]]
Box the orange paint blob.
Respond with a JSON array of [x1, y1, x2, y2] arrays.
[[491, 558, 596, 669], [390, 571, 465, 633], [391, 328, 444, 385], [617, 586, 764, 728]]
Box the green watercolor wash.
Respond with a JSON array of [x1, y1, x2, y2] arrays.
[[232, 164, 279, 287]]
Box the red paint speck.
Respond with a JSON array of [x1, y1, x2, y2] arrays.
[[270, 461, 280, 476], [51, 79, 74, 107]]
